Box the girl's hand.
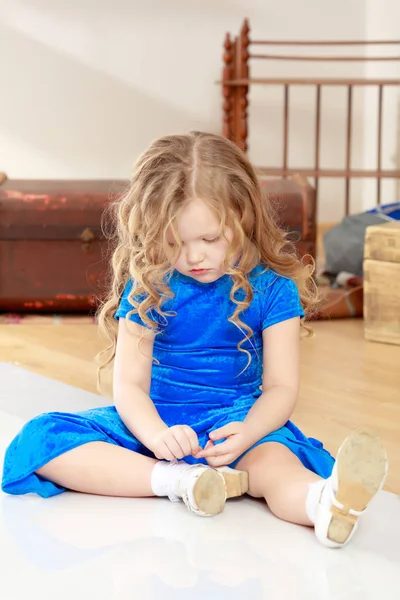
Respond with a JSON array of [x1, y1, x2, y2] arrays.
[[193, 422, 251, 468], [150, 425, 201, 461]]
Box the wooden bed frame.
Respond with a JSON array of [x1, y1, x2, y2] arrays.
[[220, 19, 400, 215]]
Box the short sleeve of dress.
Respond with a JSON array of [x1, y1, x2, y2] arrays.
[[261, 272, 305, 330], [114, 279, 148, 327]]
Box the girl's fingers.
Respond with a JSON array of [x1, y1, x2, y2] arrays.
[[184, 426, 201, 455], [157, 442, 175, 462], [172, 429, 191, 457], [165, 436, 184, 460], [197, 439, 232, 458]]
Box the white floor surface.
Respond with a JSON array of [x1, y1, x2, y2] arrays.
[[0, 363, 399, 600]]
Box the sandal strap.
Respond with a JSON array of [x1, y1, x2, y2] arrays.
[[323, 478, 366, 517]]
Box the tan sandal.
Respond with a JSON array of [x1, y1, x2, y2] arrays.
[[315, 430, 388, 548], [179, 465, 248, 517]]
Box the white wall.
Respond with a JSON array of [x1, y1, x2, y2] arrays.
[[363, 0, 400, 210], [0, 0, 397, 222]]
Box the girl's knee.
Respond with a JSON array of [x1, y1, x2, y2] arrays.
[[21, 412, 67, 441], [257, 441, 292, 462], [4, 411, 84, 468], [240, 442, 306, 500], [24, 411, 87, 437], [240, 441, 295, 472]]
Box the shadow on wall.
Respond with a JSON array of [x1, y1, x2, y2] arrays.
[[0, 0, 252, 178], [0, 22, 215, 178]]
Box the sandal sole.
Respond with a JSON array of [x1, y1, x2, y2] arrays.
[[328, 430, 387, 544], [193, 469, 227, 516]]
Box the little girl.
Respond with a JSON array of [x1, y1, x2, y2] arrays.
[[2, 132, 387, 548]]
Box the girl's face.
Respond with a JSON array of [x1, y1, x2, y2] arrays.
[[165, 199, 236, 283]]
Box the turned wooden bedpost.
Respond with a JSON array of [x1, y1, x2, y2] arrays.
[[236, 19, 250, 152], [222, 33, 235, 141]]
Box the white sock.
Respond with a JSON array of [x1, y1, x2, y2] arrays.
[[151, 460, 197, 502], [305, 477, 335, 524]]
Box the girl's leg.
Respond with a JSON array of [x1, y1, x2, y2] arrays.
[[35, 441, 247, 516], [236, 431, 387, 547], [36, 442, 157, 497], [235, 441, 318, 526]]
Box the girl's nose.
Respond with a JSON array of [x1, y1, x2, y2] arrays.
[[187, 246, 205, 265]]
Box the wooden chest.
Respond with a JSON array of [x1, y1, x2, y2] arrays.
[[0, 174, 316, 313], [260, 174, 317, 262], [0, 178, 126, 312], [364, 221, 400, 345]]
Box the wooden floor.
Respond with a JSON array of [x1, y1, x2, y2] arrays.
[[1, 318, 399, 494]]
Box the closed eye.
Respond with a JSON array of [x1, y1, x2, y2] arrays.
[[203, 236, 220, 244]]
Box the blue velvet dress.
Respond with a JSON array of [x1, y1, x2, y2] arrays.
[[2, 265, 334, 498]]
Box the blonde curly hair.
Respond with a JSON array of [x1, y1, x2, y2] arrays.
[[97, 131, 319, 388]]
